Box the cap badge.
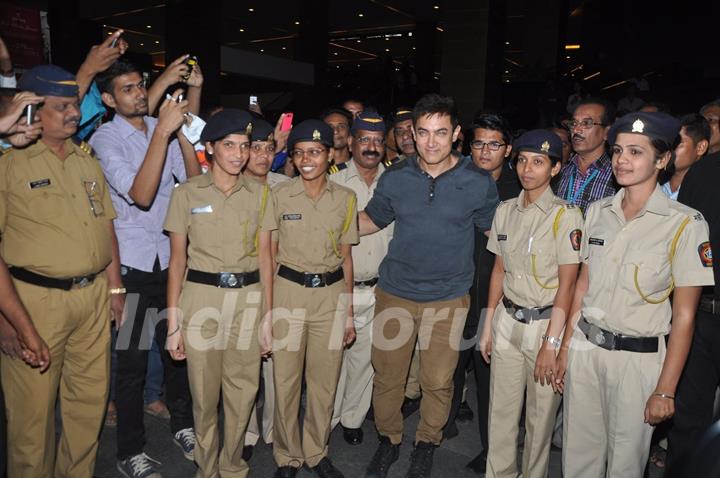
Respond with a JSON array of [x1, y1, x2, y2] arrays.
[[267, 132, 274, 142], [246, 122, 253, 135], [631, 119, 644, 133], [541, 141, 550, 152], [312, 129, 321, 141]]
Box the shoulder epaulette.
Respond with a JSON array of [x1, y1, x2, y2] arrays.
[[72, 137, 95, 157], [328, 162, 348, 175], [383, 158, 394, 168]]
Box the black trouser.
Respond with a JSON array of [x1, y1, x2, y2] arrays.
[[115, 260, 193, 460], [666, 309, 720, 476]]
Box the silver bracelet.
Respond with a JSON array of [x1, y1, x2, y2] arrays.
[[652, 392, 675, 400], [542, 335, 561, 349]]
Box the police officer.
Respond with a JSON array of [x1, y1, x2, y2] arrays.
[[261, 120, 358, 478], [555, 112, 715, 477], [330, 111, 393, 446], [391, 108, 416, 163], [242, 117, 287, 458], [0, 65, 122, 477], [480, 130, 583, 478], [164, 109, 273, 478]]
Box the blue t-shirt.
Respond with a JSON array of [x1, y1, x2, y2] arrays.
[[365, 155, 499, 302]]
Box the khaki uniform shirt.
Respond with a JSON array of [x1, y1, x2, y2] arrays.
[[581, 185, 714, 336], [488, 187, 584, 307], [164, 173, 272, 273], [262, 177, 358, 273], [0, 139, 116, 278], [331, 160, 393, 281], [267, 172, 290, 189]]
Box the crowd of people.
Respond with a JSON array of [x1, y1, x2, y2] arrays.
[[0, 30, 719, 478]]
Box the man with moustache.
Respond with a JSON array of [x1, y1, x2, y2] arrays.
[[557, 98, 616, 211], [323, 108, 353, 171], [392, 108, 417, 163], [359, 94, 498, 478], [330, 111, 394, 446], [0, 65, 122, 477], [91, 59, 201, 478]]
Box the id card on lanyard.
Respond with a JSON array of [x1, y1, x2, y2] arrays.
[[566, 168, 598, 205]]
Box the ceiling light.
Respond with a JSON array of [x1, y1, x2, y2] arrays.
[[356, 39, 361, 43], [505, 41, 510, 45], [434, 5, 439, 9], [412, 46, 416, 50], [107, 32, 112, 35], [385, 48, 390, 52], [505, 70, 509, 73], [239, 28, 245, 32], [140, 42, 144, 46], [154, 40, 160, 44], [295, 21, 300, 25], [260, 49, 264, 52], [146, 25, 152, 29], [333, 52, 338, 55], [248, 8, 254, 12], [336, 65, 340, 68], [358, 13, 364, 17], [282, 46, 286, 50]]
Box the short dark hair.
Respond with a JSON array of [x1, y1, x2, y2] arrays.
[[320, 107, 353, 127], [573, 96, 615, 126], [471, 113, 512, 145], [700, 99, 720, 116], [679, 113, 711, 145], [412, 93, 459, 129], [96, 59, 142, 95]]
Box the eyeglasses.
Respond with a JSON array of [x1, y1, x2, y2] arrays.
[[355, 136, 385, 146], [251, 143, 275, 154], [290, 147, 327, 160], [563, 118, 606, 130], [470, 140, 506, 151]]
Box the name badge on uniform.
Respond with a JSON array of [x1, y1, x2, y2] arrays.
[[29, 178, 51, 189], [191, 205, 213, 214], [282, 214, 302, 221], [589, 237, 605, 246], [497, 234, 507, 241]]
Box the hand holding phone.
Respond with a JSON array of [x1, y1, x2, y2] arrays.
[[280, 112, 294, 132], [24, 104, 37, 125]]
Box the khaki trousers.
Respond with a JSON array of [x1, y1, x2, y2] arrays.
[[181, 282, 262, 478], [371, 288, 468, 445], [272, 277, 346, 468], [563, 328, 665, 478], [2, 276, 110, 478], [332, 285, 376, 429], [404, 345, 422, 400], [486, 306, 560, 478], [245, 357, 274, 446]]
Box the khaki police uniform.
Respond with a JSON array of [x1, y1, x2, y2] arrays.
[[485, 187, 583, 478], [245, 171, 288, 448], [164, 173, 272, 477], [0, 139, 116, 478], [563, 185, 714, 478], [262, 177, 358, 468], [330, 160, 393, 430]]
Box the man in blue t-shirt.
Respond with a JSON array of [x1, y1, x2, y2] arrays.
[[358, 94, 499, 478]]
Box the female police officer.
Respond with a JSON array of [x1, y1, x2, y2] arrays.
[[260, 120, 358, 478], [164, 109, 274, 478], [555, 112, 714, 477], [479, 130, 583, 478]]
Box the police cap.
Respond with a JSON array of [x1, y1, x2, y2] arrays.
[[287, 119, 333, 150], [393, 108, 413, 125], [608, 111, 681, 146], [350, 110, 386, 135], [200, 108, 253, 143], [250, 117, 274, 143], [514, 129, 563, 160], [18, 65, 78, 97]]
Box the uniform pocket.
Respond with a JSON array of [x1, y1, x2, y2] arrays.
[[622, 250, 672, 300]]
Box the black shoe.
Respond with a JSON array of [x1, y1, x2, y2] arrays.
[[274, 466, 299, 478], [443, 421, 459, 441], [466, 451, 487, 474], [311, 457, 344, 478], [343, 426, 363, 445], [401, 396, 421, 418], [242, 445, 253, 461], [366, 435, 400, 478], [406, 441, 436, 478], [456, 401, 474, 422]]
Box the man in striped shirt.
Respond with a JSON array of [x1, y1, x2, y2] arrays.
[[556, 98, 617, 211]]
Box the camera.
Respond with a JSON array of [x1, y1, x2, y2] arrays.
[[183, 55, 198, 81]]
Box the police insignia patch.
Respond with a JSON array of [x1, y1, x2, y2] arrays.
[[699, 241, 713, 267], [569, 229, 582, 251], [541, 141, 550, 153], [631, 119, 644, 133], [246, 123, 253, 135], [313, 129, 321, 141]]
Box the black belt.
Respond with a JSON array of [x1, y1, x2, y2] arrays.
[[699, 295, 720, 316], [578, 316, 659, 353], [9, 266, 97, 291], [186, 269, 259, 288], [354, 277, 378, 288], [278, 265, 343, 288], [502, 297, 552, 324]]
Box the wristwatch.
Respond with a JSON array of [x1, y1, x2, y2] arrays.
[[542, 335, 562, 349]]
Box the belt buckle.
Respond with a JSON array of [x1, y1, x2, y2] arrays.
[[220, 272, 239, 288], [513, 308, 527, 323], [310, 275, 322, 288], [74, 276, 91, 289]]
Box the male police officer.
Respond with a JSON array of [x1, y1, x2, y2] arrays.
[[330, 111, 393, 446], [0, 65, 122, 477]]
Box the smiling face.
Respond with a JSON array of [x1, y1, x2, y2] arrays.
[[412, 113, 460, 166], [350, 130, 385, 170], [38, 95, 81, 142], [611, 133, 669, 188], [291, 140, 333, 181], [393, 119, 416, 156], [515, 151, 561, 193], [102, 71, 148, 118], [206, 134, 250, 177]]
